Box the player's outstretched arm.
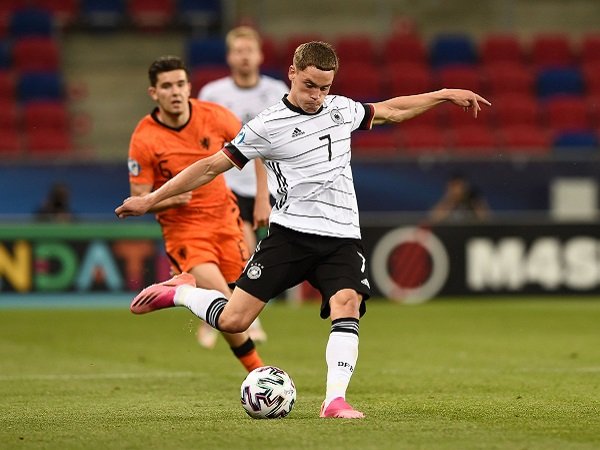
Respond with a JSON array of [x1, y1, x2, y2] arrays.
[[371, 88, 491, 126], [115, 150, 234, 218]]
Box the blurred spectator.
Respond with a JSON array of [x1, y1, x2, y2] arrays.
[[429, 173, 490, 223], [35, 182, 74, 222]]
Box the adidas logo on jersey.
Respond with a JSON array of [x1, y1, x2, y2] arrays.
[[291, 127, 305, 138]]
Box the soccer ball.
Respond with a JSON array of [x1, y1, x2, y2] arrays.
[[240, 366, 296, 419]]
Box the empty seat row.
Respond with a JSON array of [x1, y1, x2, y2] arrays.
[[0, 36, 60, 72], [352, 125, 600, 157], [0, 1, 222, 34]]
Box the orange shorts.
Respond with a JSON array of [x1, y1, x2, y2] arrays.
[[163, 227, 249, 283]]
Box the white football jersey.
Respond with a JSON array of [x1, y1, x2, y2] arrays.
[[224, 95, 374, 239], [198, 75, 289, 197]]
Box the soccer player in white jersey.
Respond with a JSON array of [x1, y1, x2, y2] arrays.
[[196, 26, 288, 348], [116, 41, 491, 419]]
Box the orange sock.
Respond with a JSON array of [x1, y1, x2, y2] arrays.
[[239, 349, 264, 372], [231, 338, 264, 372]]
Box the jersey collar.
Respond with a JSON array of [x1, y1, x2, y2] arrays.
[[150, 101, 193, 131], [282, 94, 324, 115]]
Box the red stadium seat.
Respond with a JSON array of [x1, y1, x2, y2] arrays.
[[581, 33, 600, 64], [23, 100, 69, 132], [483, 62, 534, 96], [0, 128, 22, 155], [530, 33, 575, 68], [382, 33, 427, 66], [543, 95, 592, 132], [25, 127, 72, 154], [480, 33, 525, 66], [32, 0, 79, 27], [0, 70, 16, 101], [352, 129, 398, 156], [283, 34, 324, 62], [128, 0, 175, 31], [0, 99, 19, 131], [260, 35, 280, 72], [450, 124, 498, 154], [440, 101, 493, 127], [582, 61, 600, 95], [436, 64, 483, 92], [587, 95, 600, 128], [493, 93, 541, 127], [498, 124, 551, 155], [397, 125, 448, 154], [333, 62, 383, 102], [12, 36, 60, 72], [387, 62, 433, 96], [190, 65, 230, 97], [334, 34, 377, 65]]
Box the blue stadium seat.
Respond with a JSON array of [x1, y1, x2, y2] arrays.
[[430, 34, 477, 68], [186, 37, 226, 68], [81, 0, 126, 30], [177, 0, 221, 31], [537, 68, 584, 98], [553, 131, 599, 153], [17, 72, 64, 102], [0, 40, 11, 69], [9, 8, 54, 38]]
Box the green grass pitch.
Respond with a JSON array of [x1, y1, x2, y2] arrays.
[[1, 298, 599, 449]]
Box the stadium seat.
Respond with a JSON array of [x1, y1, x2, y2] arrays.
[[0, 69, 16, 101], [587, 95, 600, 128], [397, 125, 448, 154], [493, 93, 541, 127], [0, 128, 22, 154], [480, 33, 524, 66], [0, 40, 10, 69], [352, 129, 398, 156], [177, 0, 222, 32], [430, 34, 477, 68], [190, 65, 229, 97], [186, 37, 226, 68], [0, 0, 21, 20], [450, 124, 498, 154], [282, 34, 324, 61], [484, 62, 534, 96], [25, 127, 72, 154], [81, 0, 126, 30], [530, 33, 575, 68], [440, 101, 493, 127], [32, 0, 79, 28], [8, 8, 54, 38], [543, 95, 592, 132], [12, 37, 60, 72], [582, 61, 600, 95], [260, 35, 280, 73], [333, 62, 382, 102], [334, 34, 377, 65], [436, 65, 483, 92], [386, 62, 433, 96], [0, 99, 19, 131], [581, 33, 600, 64], [537, 68, 584, 98], [498, 124, 550, 155], [23, 100, 69, 132], [17, 72, 64, 102], [128, 0, 175, 31], [382, 33, 427, 66], [553, 131, 599, 150]]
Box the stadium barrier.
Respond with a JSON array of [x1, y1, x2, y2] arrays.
[[1, 221, 600, 304]]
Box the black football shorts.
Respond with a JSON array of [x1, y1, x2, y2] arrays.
[[236, 224, 371, 318]]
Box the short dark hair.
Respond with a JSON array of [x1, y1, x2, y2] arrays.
[[148, 56, 189, 86], [293, 41, 339, 73]]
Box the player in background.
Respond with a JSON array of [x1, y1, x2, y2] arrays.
[[125, 55, 266, 373], [195, 26, 289, 349], [117, 42, 491, 418]]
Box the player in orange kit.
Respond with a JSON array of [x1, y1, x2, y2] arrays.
[[126, 55, 266, 372]]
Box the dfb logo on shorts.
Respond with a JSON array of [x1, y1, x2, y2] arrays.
[[247, 262, 264, 279]]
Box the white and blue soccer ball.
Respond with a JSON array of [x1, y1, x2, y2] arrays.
[[240, 366, 296, 419]]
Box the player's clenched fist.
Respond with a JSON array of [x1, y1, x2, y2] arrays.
[[115, 196, 151, 218]]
